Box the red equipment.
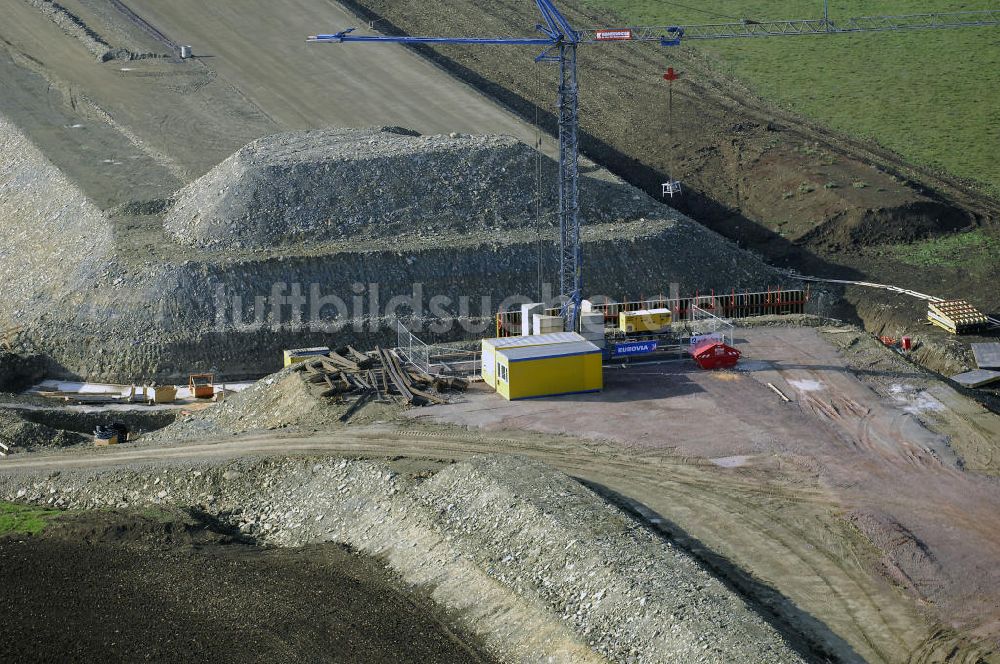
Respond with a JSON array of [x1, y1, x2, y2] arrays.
[[691, 341, 741, 370]]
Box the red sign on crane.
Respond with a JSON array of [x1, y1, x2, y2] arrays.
[[663, 67, 679, 81]]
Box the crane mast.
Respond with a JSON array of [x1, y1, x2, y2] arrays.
[[308, 4, 1000, 332]]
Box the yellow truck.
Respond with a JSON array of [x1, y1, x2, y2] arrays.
[[618, 308, 672, 334]]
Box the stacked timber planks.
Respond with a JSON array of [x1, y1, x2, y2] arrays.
[[293, 346, 467, 407], [927, 300, 989, 335]]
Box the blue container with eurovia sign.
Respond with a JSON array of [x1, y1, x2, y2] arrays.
[[613, 340, 657, 357]]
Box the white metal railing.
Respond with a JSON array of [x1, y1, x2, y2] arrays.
[[395, 319, 482, 377], [688, 305, 735, 346]]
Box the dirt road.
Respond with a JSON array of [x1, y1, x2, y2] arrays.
[[1, 0, 579, 191]]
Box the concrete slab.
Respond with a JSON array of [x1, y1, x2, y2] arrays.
[[951, 369, 1000, 388], [971, 343, 1000, 369]]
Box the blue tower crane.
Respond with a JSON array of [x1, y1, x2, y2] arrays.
[[308, 3, 1000, 331]]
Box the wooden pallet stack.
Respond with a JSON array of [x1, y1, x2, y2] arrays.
[[293, 346, 467, 408], [927, 300, 989, 335]]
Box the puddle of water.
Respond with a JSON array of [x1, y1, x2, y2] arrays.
[[788, 379, 824, 392]]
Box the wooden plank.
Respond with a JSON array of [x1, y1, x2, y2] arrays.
[[951, 369, 1000, 388], [972, 343, 1000, 370], [346, 346, 375, 369], [767, 382, 791, 402], [377, 347, 417, 404], [350, 372, 372, 391], [389, 349, 446, 405], [325, 352, 360, 372]]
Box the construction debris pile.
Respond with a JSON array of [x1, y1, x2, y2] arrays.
[[164, 127, 666, 250], [294, 347, 467, 408], [147, 348, 466, 442]]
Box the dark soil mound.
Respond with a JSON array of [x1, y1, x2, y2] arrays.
[[0, 509, 492, 663], [0, 351, 47, 393]]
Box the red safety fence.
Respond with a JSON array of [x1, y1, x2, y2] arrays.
[[495, 286, 809, 337]]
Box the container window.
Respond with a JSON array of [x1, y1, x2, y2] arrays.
[[498, 364, 509, 383]]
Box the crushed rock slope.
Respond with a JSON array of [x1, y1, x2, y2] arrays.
[[165, 127, 671, 249], [1, 454, 807, 663], [0, 114, 113, 321]]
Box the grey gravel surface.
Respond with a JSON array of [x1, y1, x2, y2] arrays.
[[164, 127, 669, 250]]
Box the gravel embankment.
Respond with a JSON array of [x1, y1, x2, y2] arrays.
[[0, 454, 808, 663], [0, 114, 114, 325], [164, 127, 669, 250], [0, 411, 84, 452]]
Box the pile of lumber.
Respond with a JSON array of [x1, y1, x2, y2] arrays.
[[928, 300, 989, 335], [293, 346, 467, 407]]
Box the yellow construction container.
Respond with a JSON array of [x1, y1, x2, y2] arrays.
[[495, 340, 603, 401], [619, 308, 672, 334], [150, 385, 177, 404], [283, 346, 330, 367], [480, 332, 584, 388]]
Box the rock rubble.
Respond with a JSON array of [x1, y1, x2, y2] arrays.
[[164, 127, 669, 250]]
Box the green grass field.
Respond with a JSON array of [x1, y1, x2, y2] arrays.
[[886, 228, 1000, 273], [584, 0, 1000, 196], [0, 502, 60, 536]]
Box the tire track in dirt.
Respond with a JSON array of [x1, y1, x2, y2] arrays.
[[1, 427, 966, 663]]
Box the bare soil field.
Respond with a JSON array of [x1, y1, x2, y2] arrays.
[[0, 508, 493, 663]]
